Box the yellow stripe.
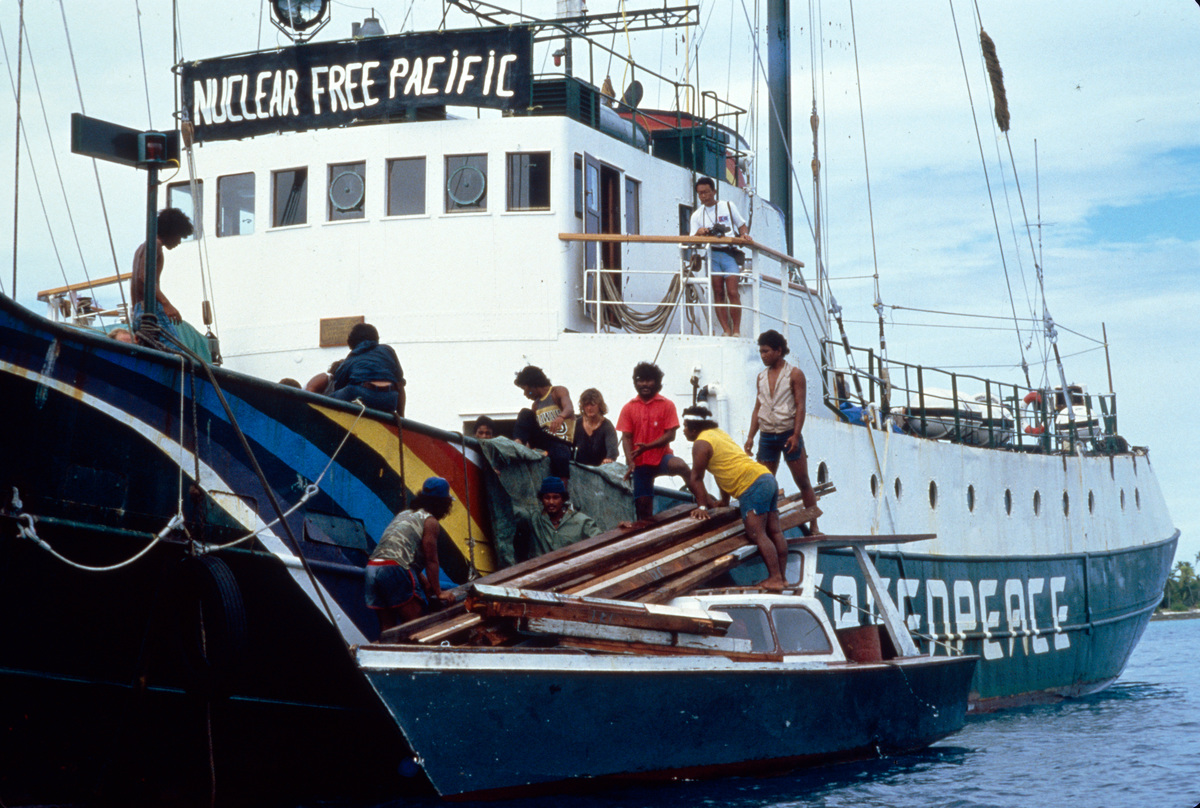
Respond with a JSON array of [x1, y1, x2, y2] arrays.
[[311, 405, 495, 573]]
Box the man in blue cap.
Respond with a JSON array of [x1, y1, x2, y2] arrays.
[[365, 477, 455, 631], [513, 476, 600, 560]]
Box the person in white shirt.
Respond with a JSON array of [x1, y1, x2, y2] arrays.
[[690, 176, 750, 337]]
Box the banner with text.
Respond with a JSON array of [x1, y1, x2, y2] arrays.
[[181, 27, 533, 143]]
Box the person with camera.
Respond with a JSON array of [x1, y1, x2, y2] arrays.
[[690, 176, 750, 337]]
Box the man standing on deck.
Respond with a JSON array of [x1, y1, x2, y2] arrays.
[[744, 330, 820, 534], [131, 207, 193, 342], [616, 362, 690, 524], [690, 176, 750, 337], [682, 406, 789, 591], [512, 476, 600, 560]]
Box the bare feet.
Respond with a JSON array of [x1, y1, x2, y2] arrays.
[[758, 577, 787, 592]]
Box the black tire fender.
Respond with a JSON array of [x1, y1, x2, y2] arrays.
[[173, 554, 248, 696]]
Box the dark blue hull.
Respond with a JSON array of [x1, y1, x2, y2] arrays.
[[359, 649, 976, 798], [0, 293, 496, 803]]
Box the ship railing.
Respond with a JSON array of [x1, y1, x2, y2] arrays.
[[559, 233, 823, 339], [822, 340, 1122, 455], [35, 272, 131, 329]]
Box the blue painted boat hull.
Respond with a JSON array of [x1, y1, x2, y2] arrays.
[[360, 650, 976, 798]]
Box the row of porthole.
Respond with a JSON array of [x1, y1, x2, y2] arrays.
[[822, 462, 1144, 516]]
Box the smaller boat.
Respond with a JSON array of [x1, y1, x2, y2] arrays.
[[356, 533, 977, 799], [895, 388, 1015, 447]]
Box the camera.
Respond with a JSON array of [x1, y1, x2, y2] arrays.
[[708, 223, 730, 237]]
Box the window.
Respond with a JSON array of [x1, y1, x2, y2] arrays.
[[506, 152, 551, 211], [713, 606, 774, 653], [272, 168, 308, 227], [773, 607, 832, 654], [167, 181, 202, 240], [328, 161, 366, 221], [217, 173, 254, 237], [574, 154, 583, 218], [678, 204, 693, 236], [625, 177, 640, 234], [445, 154, 487, 213], [387, 157, 426, 216]]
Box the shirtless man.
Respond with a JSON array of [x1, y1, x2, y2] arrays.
[[131, 207, 193, 341]]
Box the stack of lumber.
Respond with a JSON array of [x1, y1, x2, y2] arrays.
[[378, 483, 831, 648]]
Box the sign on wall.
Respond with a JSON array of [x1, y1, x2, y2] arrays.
[[181, 27, 533, 144]]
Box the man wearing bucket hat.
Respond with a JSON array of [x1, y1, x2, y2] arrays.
[[365, 477, 455, 631], [513, 476, 600, 559]]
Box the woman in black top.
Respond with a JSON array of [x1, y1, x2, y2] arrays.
[[573, 388, 619, 466]]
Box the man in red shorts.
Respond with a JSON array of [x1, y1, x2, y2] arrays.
[[616, 362, 690, 523]]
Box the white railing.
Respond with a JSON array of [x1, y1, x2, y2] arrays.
[[558, 233, 823, 341]]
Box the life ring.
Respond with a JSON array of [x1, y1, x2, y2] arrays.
[[1024, 424, 1046, 435], [173, 555, 248, 696], [1022, 391, 1043, 406]]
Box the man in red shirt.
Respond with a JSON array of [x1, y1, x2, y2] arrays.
[[616, 362, 691, 522]]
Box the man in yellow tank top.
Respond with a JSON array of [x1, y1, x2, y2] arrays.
[[681, 406, 789, 591]]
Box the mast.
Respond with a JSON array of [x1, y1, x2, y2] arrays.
[[766, 0, 792, 254]]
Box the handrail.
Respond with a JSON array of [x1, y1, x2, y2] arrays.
[[557, 233, 805, 271], [37, 272, 131, 301], [825, 337, 1123, 455]]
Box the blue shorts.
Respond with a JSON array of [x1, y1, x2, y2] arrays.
[[756, 431, 803, 464], [737, 474, 779, 517], [632, 454, 677, 499], [709, 249, 740, 276], [364, 563, 427, 611]]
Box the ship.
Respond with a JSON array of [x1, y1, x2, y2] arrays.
[[0, 0, 1178, 803]]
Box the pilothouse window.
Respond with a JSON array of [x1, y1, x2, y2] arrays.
[[445, 154, 488, 213], [387, 157, 426, 216], [506, 152, 551, 211], [712, 606, 774, 653], [772, 607, 832, 654], [272, 168, 308, 227], [167, 181, 202, 240], [217, 173, 254, 237], [328, 161, 365, 221]]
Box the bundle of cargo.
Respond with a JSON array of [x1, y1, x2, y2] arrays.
[[380, 484, 830, 647]]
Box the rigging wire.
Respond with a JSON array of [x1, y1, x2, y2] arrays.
[[7, 0, 24, 298], [56, 0, 129, 316], [947, 1, 1030, 387], [134, 0, 154, 129], [17, 25, 107, 326], [0, 19, 73, 297]]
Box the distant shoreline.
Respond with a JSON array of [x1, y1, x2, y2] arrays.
[[1152, 608, 1200, 621]]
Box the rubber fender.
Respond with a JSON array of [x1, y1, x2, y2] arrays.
[[174, 554, 248, 696]]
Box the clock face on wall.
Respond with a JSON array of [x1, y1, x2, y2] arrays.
[[272, 0, 329, 32]]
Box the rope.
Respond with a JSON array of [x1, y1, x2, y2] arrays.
[[460, 431, 478, 580], [816, 583, 964, 657], [16, 512, 183, 572]]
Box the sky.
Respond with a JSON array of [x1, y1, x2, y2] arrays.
[[0, 1, 1196, 566]]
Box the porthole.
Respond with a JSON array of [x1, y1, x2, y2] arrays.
[[967, 485, 975, 512], [870, 474, 879, 497], [817, 462, 829, 486], [1120, 489, 1126, 510], [1004, 489, 1013, 515], [1033, 490, 1041, 516], [1135, 488, 1141, 509], [894, 478, 903, 500], [1088, 490, 1095, 513], [1062, 491, 1070, 516], [929, 480, 938, 509]]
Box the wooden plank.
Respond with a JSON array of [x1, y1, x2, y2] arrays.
[[854, 545, 920, 657], [567, 525, 747, 597], [635, 552, 744, 604], [520, 617, 751, 653], [466, 584, 731, 635], [556, 636, 779, 663], [580, 536, 748, 600]]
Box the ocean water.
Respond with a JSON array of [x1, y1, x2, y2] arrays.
[[396, 618, 1200, 808]]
